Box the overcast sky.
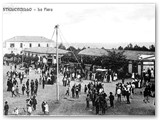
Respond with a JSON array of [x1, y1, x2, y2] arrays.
[[3, 4, 155, 45]]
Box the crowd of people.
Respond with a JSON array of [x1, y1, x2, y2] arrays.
[[4, 62, 155, 115], [6, 70, 25, 97], [84, 81, 115, 115], [115, 82, 135, 104], [4, 63, 52, 115]]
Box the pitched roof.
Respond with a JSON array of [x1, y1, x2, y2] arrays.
[[78, 48, 108, 57], [104, 49, 155, 60], [5, 36, 54, 42], [24, 47, 69, 55], [79, 48, 155, 60]]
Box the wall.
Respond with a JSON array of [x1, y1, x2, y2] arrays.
[[4, 41, 54, 54]]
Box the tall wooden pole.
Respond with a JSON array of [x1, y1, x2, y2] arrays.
[[55, 25, 59, 101]]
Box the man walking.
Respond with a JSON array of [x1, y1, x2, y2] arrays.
[[32, 96, 37, 111], [126, 88, 130, 104], [109, 92, 114, 107], [86, 94, 90, 109], [34, 79, 38, 95], [11, 86, 16, 97], [26, 79, 29, 90], [30, 80, 34, 96], [84, 85, 87, 94], [71, 86, 75, 98], [95, 96, 100, 115], [42, 77, 45, 89], [15, 86, 20, 97], [22, 84, 26, 95], [4, 101, 9, 115], [41, 101, 45, 114]]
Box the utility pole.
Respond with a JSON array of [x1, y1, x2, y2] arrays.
[[55, 25, 59, 101]]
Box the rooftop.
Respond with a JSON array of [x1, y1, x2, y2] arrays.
[[24, 47, 69, 55], [5, 36, 54, 42], [78, 48, 109, 57], [78, 48, 155, 60]]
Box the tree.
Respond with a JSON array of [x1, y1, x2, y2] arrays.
[[149, 45, 155, 51], [93, 56, 103, 66], [62, 46, 81, 63], [118, 46, 123, 50], [141, 46, 149, 51], [4, 53, 15, 59], [82, 56, 93, 64], [101, 50, 127, 73], [101, 47, 105, 49], [124, 43, 133, 50], [133, 44, 141, 51], [58, 43, 66, 50]]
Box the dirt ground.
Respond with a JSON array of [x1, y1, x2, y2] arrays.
[[3, 65, 155, 116]]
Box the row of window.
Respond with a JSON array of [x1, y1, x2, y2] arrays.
[[10, 43, 49, 48]]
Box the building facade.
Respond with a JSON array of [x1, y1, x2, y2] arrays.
[[3, 36, 55, 55]]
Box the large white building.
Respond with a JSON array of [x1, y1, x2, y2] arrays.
[[3, 36, 55, 54]]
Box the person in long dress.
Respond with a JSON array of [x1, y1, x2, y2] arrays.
[[132, 73, 135, 79], [28, 105, 32, 115], [44, 102, 49, 114], [26, 98, 32, 115]]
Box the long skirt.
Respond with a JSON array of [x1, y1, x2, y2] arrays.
[[28, 106, 32, 114]]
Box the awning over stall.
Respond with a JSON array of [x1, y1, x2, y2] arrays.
[[23, 47, 69, 55]]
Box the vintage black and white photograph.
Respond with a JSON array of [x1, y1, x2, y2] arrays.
[[2, 3, 155, 116]]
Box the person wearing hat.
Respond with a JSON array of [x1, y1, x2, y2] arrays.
[[109, 92, 114, 107], [4, 101, 9, 115], [41, 101, 45, 114], [86, 94, 90, 109], [30, 80, 34, 96], [32, 96, 37, 111]]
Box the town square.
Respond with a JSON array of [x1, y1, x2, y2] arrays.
[[3, 4, 155, 116]]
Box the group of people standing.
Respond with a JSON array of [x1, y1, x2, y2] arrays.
[[115, 82, 135, 104], [41, 101, 49, 115], [142, 68, 154, 84], [4, 63, 51, 115], [26, 95, 37, 115], [85, 82, 114, 115], [70, 83, 81, 98], [25, 78, 39, 97], [6, 70, 26, 97]]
